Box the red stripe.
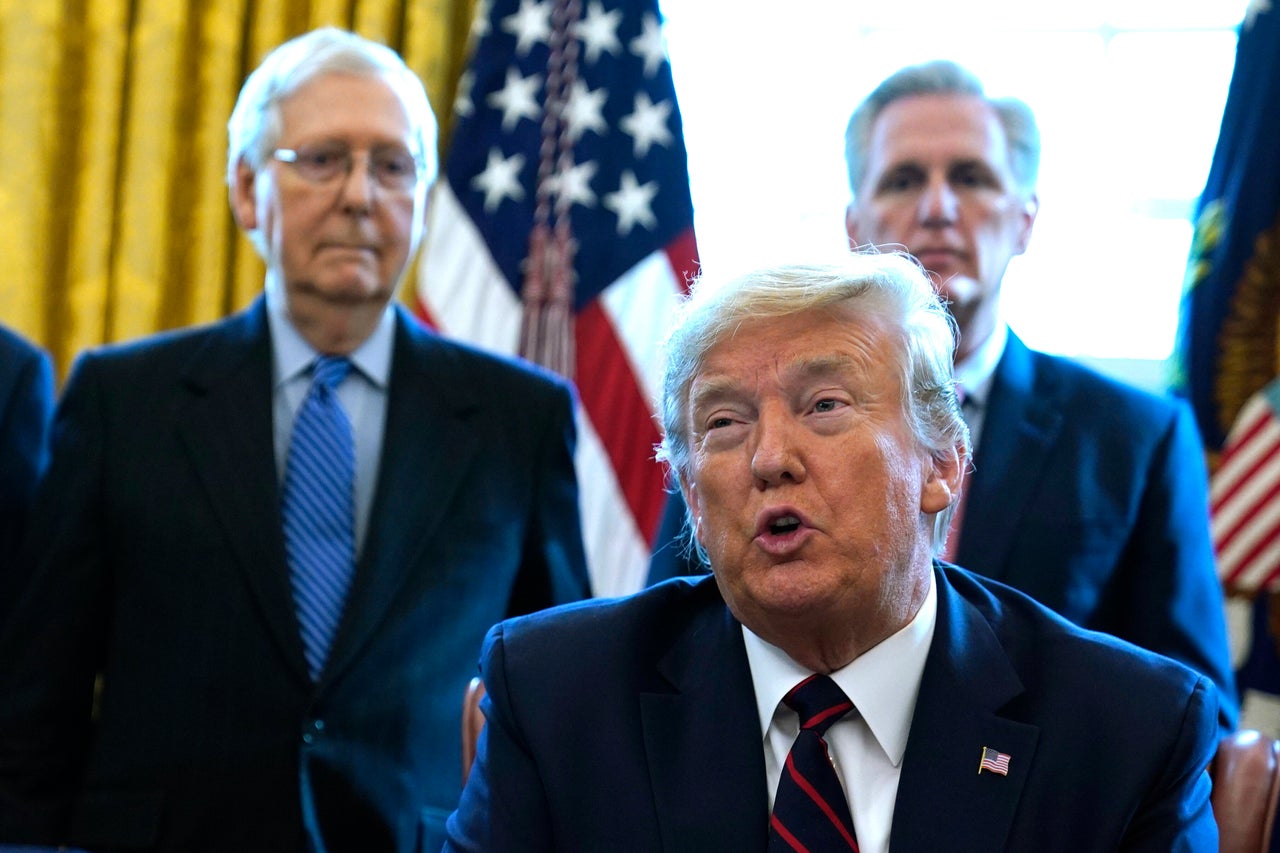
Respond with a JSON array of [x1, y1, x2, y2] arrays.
[[1212, 413, 1280, 513], [1214, 470, 1280, 558], [769, 814, 813, 853], [804, 701, 854, 730], [575, 298, 667, 544], [783, 750, 859, 850], [664, 227, 700, 295], [411, 293, 441, 332], [1221, 513, 1280, 588]]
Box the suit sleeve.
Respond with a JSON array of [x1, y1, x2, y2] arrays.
[[1118, 674, 1219, 851], [0, 341, 54, 574], [443, 623, 555, 853], [506, 377, 591, 615], [0, 354, 110, 845], [1118, 401, 1237, 733]]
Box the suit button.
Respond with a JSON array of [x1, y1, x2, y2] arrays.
[[303, 718, 325, 744]]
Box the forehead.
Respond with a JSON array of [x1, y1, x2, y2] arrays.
[[692, 306, 899, 396], [278, 71, 413, 141], [867, 93, 1012, 172]]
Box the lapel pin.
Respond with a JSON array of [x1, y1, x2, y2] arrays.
[[978, 746, 1011, 776]]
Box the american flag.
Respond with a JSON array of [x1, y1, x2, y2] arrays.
[[979, 746, 1010, 776], [1212, 379, 1280, 594], [416, 0, 699, 596]]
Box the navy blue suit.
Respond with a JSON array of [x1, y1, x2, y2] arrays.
[[649, 331, 1236, 732], [446, 569, 1219, 852], [0, 301, 590, 852], [0, 325, 53, 582]]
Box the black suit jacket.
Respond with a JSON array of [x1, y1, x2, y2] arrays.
[[0, 324, 53, 588], [648, 331, 1236, 732], [0, 300, 590, 852], [446, 569, 1219, 851]]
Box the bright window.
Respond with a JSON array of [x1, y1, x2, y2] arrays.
[[661, 0, 1244, 386]]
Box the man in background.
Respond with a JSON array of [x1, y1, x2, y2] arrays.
[[0, 28, 588, 853], [841, 59, 1235, 731], [651, 58, 1235, 734]]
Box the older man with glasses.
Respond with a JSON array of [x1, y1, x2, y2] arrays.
[[0, 27, 589, 853]]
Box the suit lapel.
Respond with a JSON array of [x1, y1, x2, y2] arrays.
[[174, 299, 310, 684], [322, 310, 483, 684], [890, 567, 1038, 852], [957, 333, 1062, 579], [641, 579, 769, 853]]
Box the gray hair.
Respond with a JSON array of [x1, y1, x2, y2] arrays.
[[656, 252, 972, 557], [226, 27, 439, 190], [844, 60, 1040, 199]]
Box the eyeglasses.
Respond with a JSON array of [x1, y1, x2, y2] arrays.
[[273, 142, 423, 191]]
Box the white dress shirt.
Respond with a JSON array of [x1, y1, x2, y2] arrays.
[[743, 571, 937, 853]]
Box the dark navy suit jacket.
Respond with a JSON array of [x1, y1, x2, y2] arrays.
[[0, 300, 590, 853], [649, 330, 1236, 732], [446, 569, 1219, 852], [0, 325, 53, 583]]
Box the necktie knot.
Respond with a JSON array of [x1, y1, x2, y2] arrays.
[[312, 355, 352, 391], [784, 674, 854, 736]]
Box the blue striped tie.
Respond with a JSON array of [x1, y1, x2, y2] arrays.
[[282, 355, 355, 681], [769, 674, 860, 852]]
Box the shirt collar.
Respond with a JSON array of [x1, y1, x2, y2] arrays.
[[953, 321, 1007, 410], [265, 282, 395, 389], [742, 570, 937, 766]]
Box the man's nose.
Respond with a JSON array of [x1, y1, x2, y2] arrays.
[[918, 177, 957, 227], [750, 407, 806, 488], [339, 153, 376, 212]]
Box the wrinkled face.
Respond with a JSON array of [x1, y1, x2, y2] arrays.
[[232, 71, 425, 346], [846, 94, 1037, 339], [682, 306, 955, 654]]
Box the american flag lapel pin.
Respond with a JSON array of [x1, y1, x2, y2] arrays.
[[978, 746, 1011, 776]]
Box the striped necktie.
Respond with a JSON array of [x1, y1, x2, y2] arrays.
[[768, 674, 860, 852], [282, 355, 355, 681]]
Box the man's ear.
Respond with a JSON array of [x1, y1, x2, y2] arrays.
[[1014, 192, 1040, 255], [845, 203, 862, 249], [679, 478, 704, 547], [230, 159, 260, 231], [921, 444, 964, 515]]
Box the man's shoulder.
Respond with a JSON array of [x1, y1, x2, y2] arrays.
[[1021, 344, 1185, 424], [394, 309, 574, 398], [503, 575, 718, 643], [940, 563, 1205, 698]]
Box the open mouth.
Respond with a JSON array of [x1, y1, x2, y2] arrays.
[[769, 515, 801, 535]]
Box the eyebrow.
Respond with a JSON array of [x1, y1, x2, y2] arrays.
[[689, 354, 861, 411]]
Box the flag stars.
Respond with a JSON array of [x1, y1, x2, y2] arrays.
[[573, 0, 623, 64], [472, 148, 527, 212], [629, 13, 667, 78], [488, 67, 543, 131], [604, 170, 659, 234], [501, 0, 553, 56], [551, 159, 599, 209], [620, 92, 673, 158], [564, 79, 609, 141]]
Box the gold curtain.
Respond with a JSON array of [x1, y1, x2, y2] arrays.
[[0, 0, 475, 381]]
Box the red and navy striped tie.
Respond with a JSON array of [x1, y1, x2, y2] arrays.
[[768, 674, 859, 852], [282, 355, 355, 681]]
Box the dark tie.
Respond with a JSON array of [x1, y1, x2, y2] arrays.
[[768, 674, 860, 852], [282, 355, 356, 681]]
